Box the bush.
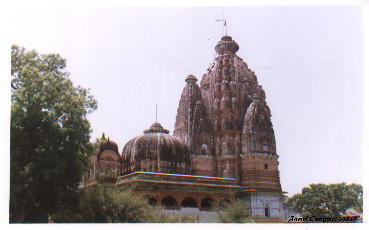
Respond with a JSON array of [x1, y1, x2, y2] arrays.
[[52, 184, 178, 223], [218, 199, 253, 223]]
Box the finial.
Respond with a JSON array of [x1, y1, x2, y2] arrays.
[[224, 11, 227, 35], [156, 104, 157, 123], [215, 35, 239, 55], [215, 18, 228, 36], [185, 74, 197, 83], [143, 122, 170, 134]]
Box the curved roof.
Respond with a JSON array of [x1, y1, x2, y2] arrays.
[[122, 122, 191, 174], [98, 133, 121, 161]]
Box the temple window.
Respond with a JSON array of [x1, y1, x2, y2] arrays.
[[264, 164, 268, 170], [265, 207, 270, 217], [262, 144, 269, 151]]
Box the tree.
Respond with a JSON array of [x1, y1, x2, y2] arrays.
[[10, 45, 97, 223], [52, 184, 179, 223], [218, 199, 253, 223], [287, 183, 363, 218]]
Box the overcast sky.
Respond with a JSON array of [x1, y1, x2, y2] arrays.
[[9, 6, 364, 196]]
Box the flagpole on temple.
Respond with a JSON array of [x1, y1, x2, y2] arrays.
[[224, 19, 228, 36], [215, 18, 228, 36]]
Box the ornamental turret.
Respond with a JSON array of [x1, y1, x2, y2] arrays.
[[173, 74, 203, 146], [239, 91, 281, 191], [174, 75, 213, 175], [241, 90, 276, 155]]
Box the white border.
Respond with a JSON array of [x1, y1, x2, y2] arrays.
[[1, 1, 368, 230]]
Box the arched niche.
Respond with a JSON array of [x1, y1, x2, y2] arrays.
[[161, 196, 177, 209], [200, 197, 214, 210], [181, 197, 197, 208], [145, 196, 157, 206]]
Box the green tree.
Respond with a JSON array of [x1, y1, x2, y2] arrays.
[[287, 183, 363, 218], [10, 45, 97, 223], [218, 199, 253, 223]]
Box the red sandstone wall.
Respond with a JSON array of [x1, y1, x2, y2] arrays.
[[240, 154, 281, 191], [191, 156, 216, 176]]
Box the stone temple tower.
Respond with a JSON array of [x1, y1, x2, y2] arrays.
[[174, 35, 284, 219], [87, 34, 287, 222]]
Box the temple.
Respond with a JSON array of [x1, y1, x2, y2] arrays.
[[84, 35, 288, 222]]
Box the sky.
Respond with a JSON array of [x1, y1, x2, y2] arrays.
[[7, 5, 364, 197]]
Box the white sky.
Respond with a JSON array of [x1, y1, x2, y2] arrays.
[[7, 5, 364, 198]]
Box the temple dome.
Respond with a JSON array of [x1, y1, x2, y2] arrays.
[[99, 133, 119, 154], [97, 134, 121, 172], [121, 122, 191, 174]]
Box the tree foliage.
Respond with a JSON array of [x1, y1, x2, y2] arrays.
[[287, 183, 363, 218], [218, 199, 253, 223], [10, 45, 97, 223], [52, 184, 178, 223]]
